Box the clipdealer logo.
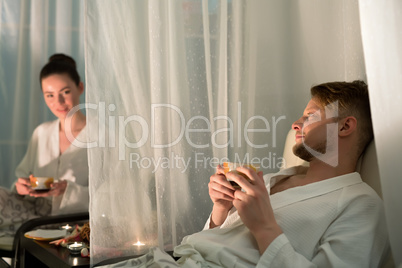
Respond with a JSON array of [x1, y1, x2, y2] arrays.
[[63, 101, 340, 171], [301, 101, 339, 167], [64, 102, 286, 158], [128, 152, 284, 173]]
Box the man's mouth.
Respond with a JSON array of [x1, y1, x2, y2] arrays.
[[295, 133, 305, 140]]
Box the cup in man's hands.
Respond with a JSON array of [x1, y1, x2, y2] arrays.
[[222, 162, 260, 189], [30, 176, 54, 191]]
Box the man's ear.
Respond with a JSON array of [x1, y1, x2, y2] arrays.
[[339, 116, 357, 136]]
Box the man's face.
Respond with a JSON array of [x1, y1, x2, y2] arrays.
[[292, 98, 338, 162]]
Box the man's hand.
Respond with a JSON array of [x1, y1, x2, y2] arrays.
[[208, 165, 236, 228], [229, 167, 283, 254]]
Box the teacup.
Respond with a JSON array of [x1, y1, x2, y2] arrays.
[[30, 176, 54, 190], [222, 162, 260, 189]]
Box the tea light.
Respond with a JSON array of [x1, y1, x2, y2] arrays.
[[60, 224, 72, 231], [133, 240, 145, 247], [67, 242, 85, 254], [133, 240, 146, 254]]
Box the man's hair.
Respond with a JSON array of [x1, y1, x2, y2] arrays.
[[310, 80, 373, 158]]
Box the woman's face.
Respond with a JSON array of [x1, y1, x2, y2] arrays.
[[41, 73, 84, 119]]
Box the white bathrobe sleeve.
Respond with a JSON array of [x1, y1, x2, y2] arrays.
[[14, 120, 89, 215], [15, 126, 40, 179], [257, 189, 389, 268]]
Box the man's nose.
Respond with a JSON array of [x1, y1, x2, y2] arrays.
[[292, 118, 302, 131]]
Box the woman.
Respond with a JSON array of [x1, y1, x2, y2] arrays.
[[0, 54, 88, 235]]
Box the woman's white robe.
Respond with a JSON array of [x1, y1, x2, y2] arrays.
[[15, 119, 89, 214]]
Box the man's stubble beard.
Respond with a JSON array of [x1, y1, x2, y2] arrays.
[[292, 140, 327, 162]]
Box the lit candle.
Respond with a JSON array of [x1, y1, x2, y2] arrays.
[[133, 240, 145, 247], [68, 242, 85, 254], [132, 240, 146, 254], [61, 224, 72, 231], [71, 242, 82, 247]]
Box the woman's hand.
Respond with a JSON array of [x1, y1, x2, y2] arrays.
[[15, 177, 32, 195], [229, 167, 283, 254], [208, 165, 236, 228], [29, 180, 68, 197]]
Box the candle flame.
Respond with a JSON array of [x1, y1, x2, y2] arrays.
[[133, 240, 145, 246], [62, 224, 71, 229], [70, 242, 83, 248]]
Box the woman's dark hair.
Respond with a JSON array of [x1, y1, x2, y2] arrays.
[[40, 53, 81, 86]]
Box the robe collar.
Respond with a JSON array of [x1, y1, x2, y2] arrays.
[[265, 166, 362, 210]]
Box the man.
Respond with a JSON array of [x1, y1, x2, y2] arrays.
[[200, 80, 389, 267], [100, 81, 389, 268]]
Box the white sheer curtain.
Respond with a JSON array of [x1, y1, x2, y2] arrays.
[[359, 0, 402, 265], [85, 0, 367, 265], [0, 0, 85, 188]]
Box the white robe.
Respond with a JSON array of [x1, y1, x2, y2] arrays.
[[98, 166, 389, 268], [15, 119, 89, 214]]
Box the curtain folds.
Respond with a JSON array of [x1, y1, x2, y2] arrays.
[[1, 0, 400, 266], [0, 0, 84, 188], [359, 0, 402, 264], [85, 0, 368, 265]]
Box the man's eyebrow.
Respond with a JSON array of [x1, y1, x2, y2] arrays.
[[305, 108, 320, 115]]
